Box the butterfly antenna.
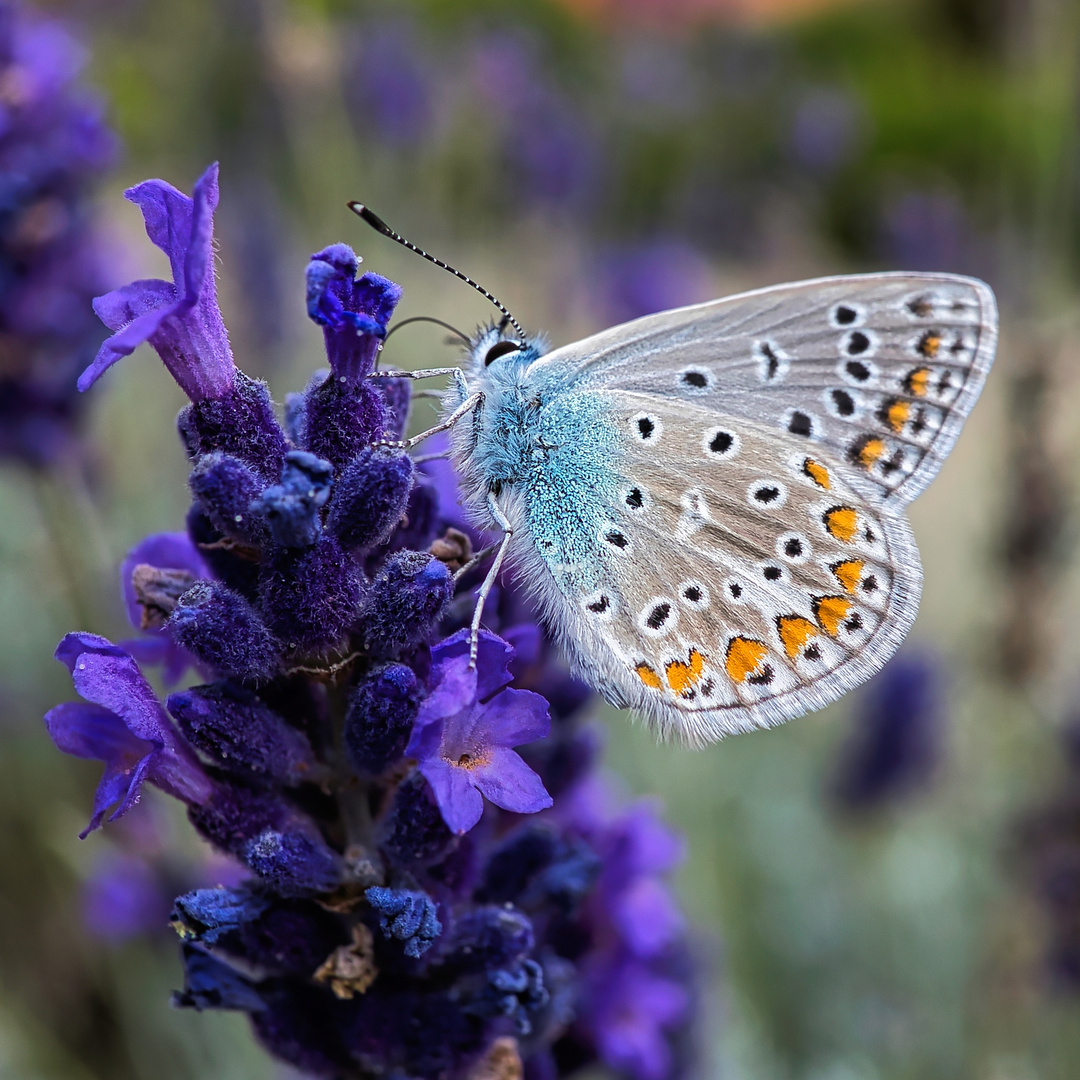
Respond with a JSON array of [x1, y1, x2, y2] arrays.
[[348, 202, 527, 346], [383, 315, 471, 346]]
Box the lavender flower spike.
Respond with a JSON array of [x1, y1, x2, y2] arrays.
[[80, 163, 235, 400], [407, 629, 553, 834], [45, 632, 214, 837]]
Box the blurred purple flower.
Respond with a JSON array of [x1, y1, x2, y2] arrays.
[[789, 86, 862, 174], [82, 851, 171, 942], [344, 19, 437, 148], [595, 239, 712, 324], [831, 652, 942, 811], [0, 0, 118, 465], [879, 189, 968, 272]]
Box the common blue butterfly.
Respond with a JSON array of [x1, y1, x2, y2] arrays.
[[352, 205, 998, 745]]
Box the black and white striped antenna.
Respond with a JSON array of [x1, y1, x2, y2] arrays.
[[348, 202, 527, 347]]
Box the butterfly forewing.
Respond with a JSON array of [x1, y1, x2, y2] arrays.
[[549, 394, 922, 743], [533, 272, 997, 508]]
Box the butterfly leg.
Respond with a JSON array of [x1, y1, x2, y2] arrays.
[[368, 366, 469, 399], [468, 493, 513, 668], [375, 391, 483, 451]]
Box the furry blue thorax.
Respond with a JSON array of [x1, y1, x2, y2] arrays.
[[449, 333, 623, 596]]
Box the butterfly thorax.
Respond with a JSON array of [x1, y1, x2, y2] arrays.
[[448, 344, 625, 594]]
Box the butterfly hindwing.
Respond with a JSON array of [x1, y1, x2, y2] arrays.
[[546, 394, 922, 744], [533, 272, 997, 508]]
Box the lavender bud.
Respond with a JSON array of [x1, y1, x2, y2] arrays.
[[345, 663, 421, 777], [169, 581, 280, 681], [327, 447, 414, 551]]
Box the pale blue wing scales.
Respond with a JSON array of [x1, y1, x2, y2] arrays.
[[527, 272, 997, 509]]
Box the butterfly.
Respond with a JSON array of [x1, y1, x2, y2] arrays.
[[351, 207, 998, 746]]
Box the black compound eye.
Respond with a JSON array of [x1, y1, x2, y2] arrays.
[[484, 340, 523, 366]]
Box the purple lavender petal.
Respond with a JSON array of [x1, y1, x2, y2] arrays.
[[44, 700, 153, 763], [419, 757, 485, 835], [53, 633, 212, 808], [428, 629, 515, 705], [92, 279, 178, 332], [82, 163, 234, 400], [79, 301, 179, 390], [471, 747, 552, 816], [474, 687, 551, 747], [43, 700, 155, 837], [125, 177, 195, 284]]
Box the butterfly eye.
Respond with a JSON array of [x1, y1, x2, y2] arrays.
[[484, 340, 523, 366]]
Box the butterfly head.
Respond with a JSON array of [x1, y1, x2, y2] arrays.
[[467, 322, 547, 377]]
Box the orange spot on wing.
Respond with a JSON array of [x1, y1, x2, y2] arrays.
[[831, 559, 864, 593], [635, 663, 663, 690], [855, 436, 886, 467], [813, 595, 853, 637], [665, 648, 707, 696], [803, 458, 831, 490], [724, 637, 769, 683], [885, 399, 911, 433], [905, 366, 931, 397], [917, 331, 942, 359], [777, 616, 818, 659], [824, 506, 859, 542]]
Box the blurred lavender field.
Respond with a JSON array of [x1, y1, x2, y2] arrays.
[[3, 1, 1080, 1078]]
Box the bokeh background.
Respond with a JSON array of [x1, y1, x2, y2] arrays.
[[3, 0, 1080, 1077]]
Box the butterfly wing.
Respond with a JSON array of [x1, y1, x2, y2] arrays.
[[529, 272, 997, 508], [536, 393, 921, 744]]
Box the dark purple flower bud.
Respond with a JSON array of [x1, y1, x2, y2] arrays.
[[45, 634, 214, 836], [466, 957, 548, 1035], [357, 551, 452, 654], [251, 450, 334, 548], [259, 534, 365, 652], [176, 370, 288, 481], [377, 769, 456, 867], [119, 531, 208, 684], [172, 943, 267, 1011], [297, 373, 390, 470], [344, 663, 421, 776], [443, 906, 535, 973], [166, 682, 321, 786], [189, 453, 266, 545], [84, 164, 235, 401], [831, 653, 941, 810], [477, 825, 599, 915], [305, 243, 401, 383], [226, 900, 346, 977], [187, 782, 302, 855], [243, 828, 341, 896], [250, 983, 356, 1077], [171, 886, 270, 946], [365, 886, 442, 958], [407, 630, 552, 834], [327, 447, 414, 551], [168, 580, 280, 681], [185, 503, 261, 599]]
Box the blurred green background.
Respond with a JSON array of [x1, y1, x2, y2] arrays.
[[4, 0, 1080, 1077]]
